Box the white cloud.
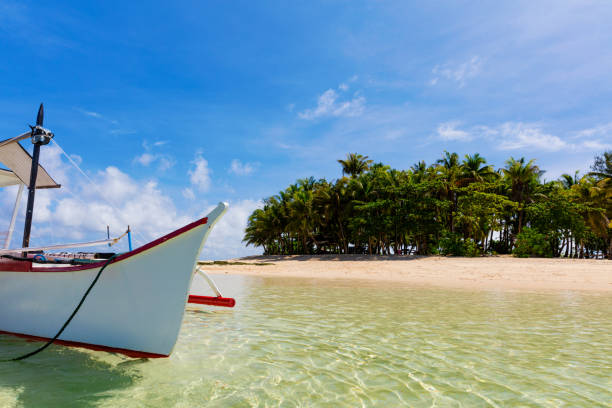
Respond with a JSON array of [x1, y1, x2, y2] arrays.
[[135, 153, 155, 166], [98, 166, 139, 202], [157, 157, 174, 172], [431, 56, 483, 87], [229, 159, 256, 176], [189, 154, 211, 192], [582, 140, 612, 150], [437, 122, 472, 141], [574, 123, 612, 150], [83, 110, 102, 118], [496, 122, 567, 151], [0, 146, 261, 259], [384, 129, 406, 141], [298, 89, 366, 120], [182, 188, 195, 200], [76, 108, 118, 125], [433, 121, 572, 152], [199, 199, 262, 260], [133, 142, 175, 171], [338, 83, 349, 91], [69, 154, 82, 166], [577, 124, 612, 138], [17, 164, 191, 247]]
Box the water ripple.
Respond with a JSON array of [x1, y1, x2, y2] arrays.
[[1, 275, 611, 407]]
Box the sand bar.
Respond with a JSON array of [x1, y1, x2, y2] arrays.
[[203, 255, 612, 292]]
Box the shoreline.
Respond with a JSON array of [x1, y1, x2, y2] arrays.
[[202, 255, 612, 293]]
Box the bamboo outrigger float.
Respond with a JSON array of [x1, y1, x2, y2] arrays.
[[0, 105, 234, 358]]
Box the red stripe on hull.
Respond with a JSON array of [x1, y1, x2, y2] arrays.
[[0, 259, 31, 272], [0, 330, 168, 358], [0, 217, 208, 273]]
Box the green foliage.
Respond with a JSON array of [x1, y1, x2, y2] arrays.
[[489, 240, 510, 255], [439, 233, 466, 256], [439, 233, 481, 257], [244, 151, 612, 259], [513, 228, 553, 258], [464, 239, 481, 257]]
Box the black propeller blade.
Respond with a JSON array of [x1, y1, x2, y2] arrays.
[[36, 103, 44, 127]]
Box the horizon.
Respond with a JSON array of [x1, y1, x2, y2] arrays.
[[1, 1, 611, 258]]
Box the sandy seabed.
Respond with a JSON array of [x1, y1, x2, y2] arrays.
[[204, 255, 612, 292]]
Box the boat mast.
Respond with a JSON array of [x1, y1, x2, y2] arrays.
[[21, 104, 54, 250]]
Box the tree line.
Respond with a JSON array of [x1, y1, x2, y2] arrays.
[[244, 151, 612, 259]]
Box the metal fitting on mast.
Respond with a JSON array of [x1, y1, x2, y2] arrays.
[[30, 125, 54, 145]]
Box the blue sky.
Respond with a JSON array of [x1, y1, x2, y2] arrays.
[[1, 1, 611, 258]]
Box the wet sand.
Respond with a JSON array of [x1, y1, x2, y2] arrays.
[[202, 255, 612, 292]]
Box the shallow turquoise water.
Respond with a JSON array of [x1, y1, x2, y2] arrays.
[[1, 275, 611, 407]]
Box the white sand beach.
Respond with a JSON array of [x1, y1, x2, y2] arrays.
[[203, 255, 612, 292]]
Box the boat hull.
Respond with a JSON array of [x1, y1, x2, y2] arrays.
[[0, 203, 227, 357]]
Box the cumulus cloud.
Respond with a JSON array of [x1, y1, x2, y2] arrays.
[[434, 121, 570, 152], [135, 153, 155, 166], [133, 141, 175, 171], [582, 140, 612, 150], [431, 56, 483, 87], [298, 88, 366, 120], [157, 157, 174, 172], [496, 122, 567, 151], [189, 154, 212, 192], [199, 199, 262, 260], [1, 145, 262, 259], [7, 164, 191, 247], [182, 188, 195, 200], [437, 122, 473, 141], [229, 159, 256, 176], [574, 123, 612, 150]]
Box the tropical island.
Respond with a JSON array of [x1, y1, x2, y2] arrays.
[[244, 151, 612, 260]]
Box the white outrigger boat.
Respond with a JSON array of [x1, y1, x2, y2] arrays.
[[0, 105, 233, 359]]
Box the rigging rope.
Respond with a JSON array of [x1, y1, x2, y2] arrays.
[[1, 255, 117, 362], [51, 139, 148, 245], [0, 235, 125, 254]]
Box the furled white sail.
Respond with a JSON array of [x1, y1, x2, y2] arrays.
[[0, 134, 60, 189], [0, 168, 22, 188]]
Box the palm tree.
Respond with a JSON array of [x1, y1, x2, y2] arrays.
[[589, 151, 612, 180], [558, 171, 580, 189], [460, 153, 496, 185], [411, 160, 427, 173], [288, 187, 317, 253], [502, 157, 543, 234], [436, 151, 462, 232], [588, 151, 612, 191], [571, 176, 612, 259], [244, 150, 609, 259], [314, 178, 354, 253], [338, 153, 372, 178]]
